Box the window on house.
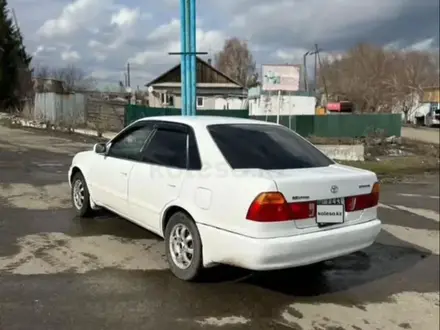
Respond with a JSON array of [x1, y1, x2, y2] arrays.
[[161, 93, 175, 106], [197, 97, 204, 108]]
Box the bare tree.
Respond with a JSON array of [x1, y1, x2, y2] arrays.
[[319, 44, 393, 112], [385, 50, 438, 121], [319, 43, 438, 113], [33, 64, 96, 92], [214, 37, 258, 87], [33, 65, 51, 79]]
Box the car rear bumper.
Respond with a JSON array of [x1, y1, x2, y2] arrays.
[[198, 219, 381, 270]]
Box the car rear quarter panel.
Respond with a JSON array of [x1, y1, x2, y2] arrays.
[[176, 170, 284, 237]]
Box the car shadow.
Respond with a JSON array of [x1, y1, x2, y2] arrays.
[[71, 209, 162, 240], [198, 229, 437, 305]]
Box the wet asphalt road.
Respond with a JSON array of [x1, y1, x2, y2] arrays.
[[402, 126, 440, 145], [0, 126, 439, 330]]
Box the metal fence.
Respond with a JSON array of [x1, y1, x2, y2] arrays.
[[253, 114, 402, 137], [27, 92, 86, 126], [124, 105, 248, 126], [124, 105, 402, 137]]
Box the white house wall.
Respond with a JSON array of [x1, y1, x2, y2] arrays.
[[391, 92, 431, 123], [149, 89, 246, 110]]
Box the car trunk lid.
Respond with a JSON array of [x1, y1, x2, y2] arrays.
[[264, 164, 378, 236]]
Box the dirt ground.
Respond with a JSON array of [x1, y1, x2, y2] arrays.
[[0, 124, 439, 330]]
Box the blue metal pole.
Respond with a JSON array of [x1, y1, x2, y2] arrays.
[[184, 0, 191, 117], [180, 0, 187, 116], [190, 0, 197, 116]]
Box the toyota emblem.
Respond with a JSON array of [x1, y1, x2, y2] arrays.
[[330, 185, 339, 194]]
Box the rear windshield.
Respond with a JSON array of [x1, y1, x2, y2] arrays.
[[207, 124, 334, 170]]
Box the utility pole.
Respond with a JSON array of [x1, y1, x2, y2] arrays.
[[303, 51, 310, 93], [169, 0, 206, 116], [11, 8, 23, 62], [127, 62, 131, 87], [11, 9, 19, 28], [314, 44, 319, 92], [316, 48, 329, 106]]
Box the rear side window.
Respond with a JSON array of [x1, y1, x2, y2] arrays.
[[142, 129, 187, 168], [207, 124, 334, 170]]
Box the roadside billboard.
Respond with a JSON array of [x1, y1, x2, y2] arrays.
[[262, 64, 300, 92], [422, 87, 440, 103]]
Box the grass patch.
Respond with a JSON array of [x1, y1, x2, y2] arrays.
[[341, 156, 439, 177]]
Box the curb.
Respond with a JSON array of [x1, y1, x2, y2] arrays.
[[15, 119, 117, 140]]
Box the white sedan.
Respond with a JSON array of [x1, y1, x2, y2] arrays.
[[68, 116, 381, 281]]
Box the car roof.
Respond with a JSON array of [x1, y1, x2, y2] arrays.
[[135, 115, 278, 129]]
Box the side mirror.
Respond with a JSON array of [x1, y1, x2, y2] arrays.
[[93, 143, 107, 154]]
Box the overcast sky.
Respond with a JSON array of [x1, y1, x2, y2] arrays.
[[10, 0, 440, 88]]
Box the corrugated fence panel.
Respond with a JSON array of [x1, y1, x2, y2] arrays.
[[33, 92, 56, 122], [196, 110, 249, 118], [252, 114, 401, 137], [124, 107, 401, 137], [31, 92, 87, 126], [125, 106, 249, 126], [250, 116, 298, 130], [58, 93, 86, 126], [313, 114, 401, 137], [296, 115, 315, 137]]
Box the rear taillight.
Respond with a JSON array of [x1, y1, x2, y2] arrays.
[[246, 192, 291, 222], [345, 182, 380, 212], [289, 201, 316, 220], [246, 192, 316, 222]]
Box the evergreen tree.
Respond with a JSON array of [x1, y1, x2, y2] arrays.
[[0, 0, 32, 111]]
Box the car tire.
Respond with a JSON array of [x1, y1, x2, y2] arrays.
[[71, 172, 93, 218], [165, 212, 203, 281]]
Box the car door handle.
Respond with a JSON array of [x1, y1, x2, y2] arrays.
[[120, 172, 128, 176], [167, 183, 176, 188]]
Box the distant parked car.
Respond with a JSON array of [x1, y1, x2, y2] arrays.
[[68, 116, 382, 281]]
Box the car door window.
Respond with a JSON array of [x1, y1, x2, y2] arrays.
[[141, 128, 187, 168], [108, 125, 153, 160]]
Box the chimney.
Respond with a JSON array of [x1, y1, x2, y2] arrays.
[[208, 58, 212, 65]]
